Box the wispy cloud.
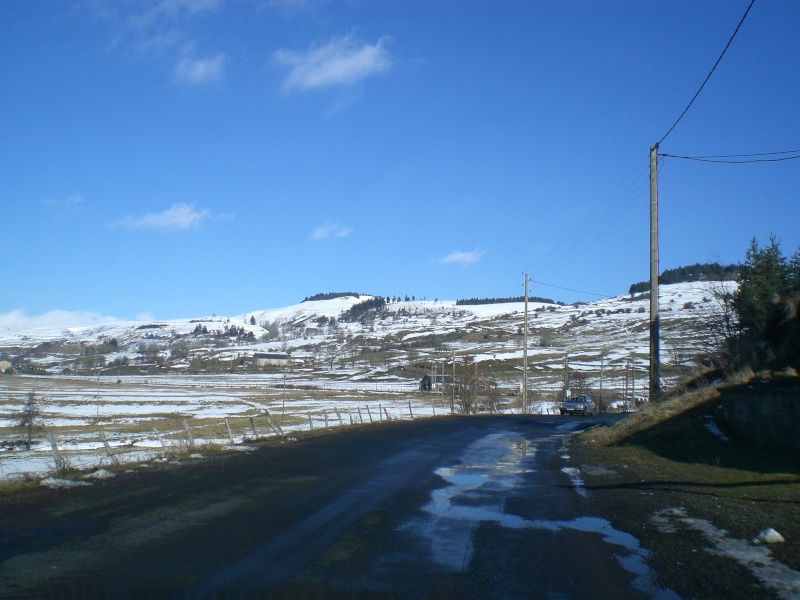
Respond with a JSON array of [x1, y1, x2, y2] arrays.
[[89, 0, 225, 84], [113, 203, 212, 231], [43, 193, 84, 213], [311, 222, 352, 240], [263, 0, 325, 12], [273, 33, 392, 92], [0, 309, 120, 331], [174, 53, 225, 84], [439, 249, 486, 266]]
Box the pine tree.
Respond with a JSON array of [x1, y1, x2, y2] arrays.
[[732, 235, 788, 334]]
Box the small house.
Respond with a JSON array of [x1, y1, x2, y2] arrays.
[[420, 374, 452, 391], [253, 353, 290, 367]]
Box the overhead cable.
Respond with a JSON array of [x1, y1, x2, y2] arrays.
[[534, 161, 650, 283], [527, 279, 611, 299], [660, 150, 800, 163], [657, 0, 756, 145]]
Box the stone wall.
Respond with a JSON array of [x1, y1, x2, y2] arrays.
[[719, 388, 800, 450]]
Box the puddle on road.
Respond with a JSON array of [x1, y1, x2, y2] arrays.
[[560, 466, 588, 498], [401, 431, 679, 599]]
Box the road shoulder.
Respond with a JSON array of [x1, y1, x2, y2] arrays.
[[569, 436, 800, 599]]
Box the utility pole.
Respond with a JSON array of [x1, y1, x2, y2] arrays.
[[600, 353, 604, 411], [522, 273, 529, 414], [649, 143, 661, 398], [623, 360, 629, 411], [631, 352, 636, 406], [451, 352, 456, 414], [564, 354, 570, 400]]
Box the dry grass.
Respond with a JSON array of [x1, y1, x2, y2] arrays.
[[581, 367, 755, 447], [0, 476, 41, 495], [582, 386, 720, 446]]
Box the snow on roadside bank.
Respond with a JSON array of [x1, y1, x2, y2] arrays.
[[651, 507, 800, 600]]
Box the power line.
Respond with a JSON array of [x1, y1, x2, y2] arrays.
[[660, 150, 800, 163], [658, 0, 756, 145], [666, 149, 800, 158], [534, 161, 650, 283], [528, 279, 612, 299]]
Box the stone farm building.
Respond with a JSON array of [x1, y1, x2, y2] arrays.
[[253, 353, 290, 367]]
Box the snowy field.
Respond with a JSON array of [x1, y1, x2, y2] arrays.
[[0, 373, 480, 481], [0, 282, 732, 481]]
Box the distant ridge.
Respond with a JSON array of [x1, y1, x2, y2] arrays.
[[457, 295, 559, 306], [302, 292, 363, 302], [629, 262, 739, 295]]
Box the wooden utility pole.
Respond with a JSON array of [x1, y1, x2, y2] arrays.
[[522, 273, 529, 414], [649, 143, 661, 398], [451, 352, 456, 414], [600, 353, 604, 410]]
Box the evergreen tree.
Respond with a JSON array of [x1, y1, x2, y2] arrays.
[[732, 235, 788, 334], [788, 248, 800, 290]]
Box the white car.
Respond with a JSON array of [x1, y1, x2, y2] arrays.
[[560, 394, 595, 416]]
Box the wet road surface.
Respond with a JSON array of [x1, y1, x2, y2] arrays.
[[0, 415, 677, 599]]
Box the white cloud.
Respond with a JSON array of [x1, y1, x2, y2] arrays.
[[263, 0, 324, 11], [174, 53, 225, 84], [152, 0, 222, 18], [274, 33, 392, 92], [90, 1, 225, 81], [113, 203, 212, 231], [117, 0, 223, 30], [439, 249, 486, 266], [0, 309, 120, 331], [43, 193, 84, 212], [311, 222, 352, 240]]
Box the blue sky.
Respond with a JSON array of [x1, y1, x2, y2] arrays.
[[2, 0, 799, 327]]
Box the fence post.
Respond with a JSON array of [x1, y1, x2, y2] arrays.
[[250, 417, 259, 439], [324, 410, 329, 429], [349, 412, 354, 425], [384, 407, 391, 421], [366, 406, 373, 423], [432, 404, 436, 416], [307, 413, 314, 430], [264, 412, 285, 437], [47, 428, 67, 472], [224, 418, 235, 444], [408, 400, 414, 419], [182, 418, 195, 450], [153, 426, 167, 452], [334, 408, 344, 425], [99, 430, 119, 465]]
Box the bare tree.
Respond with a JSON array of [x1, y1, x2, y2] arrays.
[[701, 279, 739, 368], [452, 355, 477, 414], [18, 391, 43, 450]]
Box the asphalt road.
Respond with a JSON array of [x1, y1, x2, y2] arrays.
[[0, 414, 674, 599]]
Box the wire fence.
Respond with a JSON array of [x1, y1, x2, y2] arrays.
[[1, 398, 521, 482]]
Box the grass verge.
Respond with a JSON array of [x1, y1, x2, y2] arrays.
[[570, 371, 800, 597]]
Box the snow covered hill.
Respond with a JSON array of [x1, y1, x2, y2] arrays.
[[0, 282, 733, 396]]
